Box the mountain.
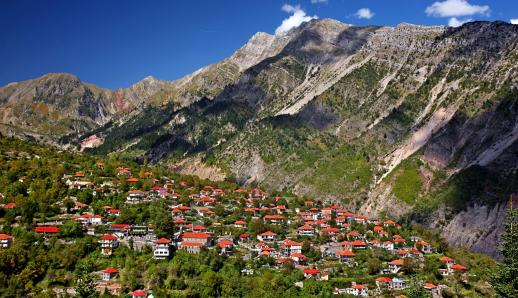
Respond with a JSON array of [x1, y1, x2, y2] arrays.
[[1, 19, 517, 257]]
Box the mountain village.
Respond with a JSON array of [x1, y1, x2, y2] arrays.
[[1, 159, 473, 297]]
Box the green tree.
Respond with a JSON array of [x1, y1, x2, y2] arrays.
[[491, 202, 518, 297], [75, 264, 97, 298]]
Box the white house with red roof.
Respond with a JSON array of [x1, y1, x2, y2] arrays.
[[234, 220, 247, 228], [346, 283, 368, 296], [303, 268, 321, 279], [180, 242, 204, 254], [297, 225, 315, 236], [389, 259, 404, 273], [0, 234, 13, 248], [126, 190, 146, 203], [181, 232, 212, 246], [129, 289, 148, 298], [217, 239, 234, 255], [263, 214, 286, 224], [281, 239, 302, 256], [336, 250, 356, 264], [107, 209, 121, 216], [153, 238, 172, 259], [257, 231, 277, 242], [99, 234, 119, 256], [102, 267, 118, 281]]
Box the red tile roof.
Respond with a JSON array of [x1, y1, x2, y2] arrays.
[[337, 250, 356, 257], [103, 267, 119, 274], [0, 233, 13, 239], [100, 234, 118, 240], [303, 268, 320, 275], [155, 238, 171, 244], [182, 232, 210, 239], [35, 226, 59, 233], [129, 290, 147, 297]]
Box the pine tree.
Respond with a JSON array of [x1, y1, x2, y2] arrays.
[[491, 197, 518, 297]]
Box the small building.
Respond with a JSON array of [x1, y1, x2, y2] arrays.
[[0, 234, 13, 248], [257, 231, 277, 242], [282, 239, 302, 256], [107, 209, 121, 217], [126, 190, 146, 203], [346, 284, 368, 296], [336, 250, 356, 264], [99, 234, 119, 256], [297, 225, 315, 236], [181, 232, 211, 246], [217, 239, 234, 255], [102, 267, 119, 281], [180, 242, 204, 254], [263, 215, 286, 225], [35, 226, 60, 236], [303, 268, 321, 279], [154, 238, 172, 259], [129, 289, 148, 298], [234, 220, 247, 228], [388, 259, 404, 273]]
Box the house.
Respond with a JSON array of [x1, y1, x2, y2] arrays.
[[129, 290, 148, 298], [391, 277, 406, 290], [35, 226, 60, 235], [339, 241, 353, 251], [154, 238, 172, 259], [303, 268, 321, 279], [180, 242, 204, 254], [107, 209, 121, 216], [320, 227, 341, 237], [257, 231, 277, 242], [297, 225, 315, 236], [389, 259, 404, 273], [346, 284, 368, 296], [419, 241, 433, 254], [217, 239, 234, 255], [336, 250, 356, 264], [99, 234, 119, 256], [0, 234, 13, 248], [76, 214, 103, 225], [126, 190, 146, 203], [440, 256, 455, 269], [239, 233, 251, 242], [181, 232, 211, 246], [375, 277, 392, 290], [234, 220, 247, 228], [263, 215, 286, 224], [102, 267, 118, 281], [290, 253, 307, 265], [352, 240, 366, 250], [451, 264, 467, 272], [282, 239, 302, 256], [382, 241, 394, 251], [423, 283, 439, 296]]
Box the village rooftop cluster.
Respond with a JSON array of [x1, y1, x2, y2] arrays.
[[0, 160, 471, 297]]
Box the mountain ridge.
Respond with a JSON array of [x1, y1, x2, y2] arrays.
[[1, 19, 517, 257]]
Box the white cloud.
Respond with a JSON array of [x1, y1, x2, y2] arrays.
[[310, 0, 328, 3], [275, 4, 317, 35], [511, 19, 518, 25], [426, 0, 490, 18], [355, 8, 374, 19], [448, 17, 472, 27]]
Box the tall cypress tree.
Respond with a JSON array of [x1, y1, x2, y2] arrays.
[[491, 197, 518, 297]]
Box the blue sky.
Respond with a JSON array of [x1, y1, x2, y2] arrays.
[[1, 0, 517, 89]]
